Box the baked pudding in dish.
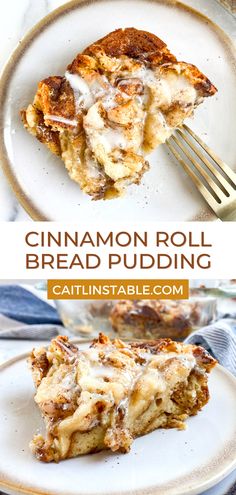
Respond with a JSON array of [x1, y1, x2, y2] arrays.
[[110, 299, 201, 340], [29, 333, 216, 462], [21, 28, 217, 200]]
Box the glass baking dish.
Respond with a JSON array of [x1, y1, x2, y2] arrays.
[[55, 293, 217, 341]]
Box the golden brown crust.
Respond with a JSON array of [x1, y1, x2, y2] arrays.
[[29, 348, 50, 388], [130, 339, 216, 371], [37, 77, 76, 122], [83, 27, 176, 65], [21, 105, 62, 156], [83, 28, 216, 97]]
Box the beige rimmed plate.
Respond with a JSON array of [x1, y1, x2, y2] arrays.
[[0, 344, 236, 495], [0, 0, 236, 221]]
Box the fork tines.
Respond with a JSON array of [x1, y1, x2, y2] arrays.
[[166, 124, 236, 220]]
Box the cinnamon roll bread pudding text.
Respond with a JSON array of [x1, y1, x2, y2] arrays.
[[29, 333, 216, 462], [21, 28, 217, 199]]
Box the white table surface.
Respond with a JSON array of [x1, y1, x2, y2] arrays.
[[0, 337, 235, 495], [0, 0, 235, 221]]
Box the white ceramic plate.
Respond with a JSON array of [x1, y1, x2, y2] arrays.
[[0, 345, 236, 495], [0, 0, 236, 221]]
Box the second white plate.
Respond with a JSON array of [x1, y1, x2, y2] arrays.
[[0, 346, 236, 495]]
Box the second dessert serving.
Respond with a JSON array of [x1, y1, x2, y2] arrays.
[[29, 333, 216, 462]]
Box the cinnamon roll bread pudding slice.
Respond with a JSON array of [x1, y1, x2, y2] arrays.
[[110, 299, 200, 340], [29, 333, 216, 462], [21, 28, 217, 200]]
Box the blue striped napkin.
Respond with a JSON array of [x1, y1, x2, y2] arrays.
[[185, 319, 236, 376]]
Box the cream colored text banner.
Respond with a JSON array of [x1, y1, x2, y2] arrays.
[[0, 222, 234, 279]]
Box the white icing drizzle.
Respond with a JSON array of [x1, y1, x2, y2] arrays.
[[44, 114, 78, 127], [91, 128, 127, 153], [140, 350, 196, 371], [65, 71, 95, 110], [90, 365, 116, 378], [65, 71, 129, 114], [62, 62, 197, 161]]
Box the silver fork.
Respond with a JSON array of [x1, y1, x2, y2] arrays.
[[166, 124, 236, 221]]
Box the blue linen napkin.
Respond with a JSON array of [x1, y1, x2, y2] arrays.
[[0, 285, 60, 325], [0, 285, 62, 339]]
